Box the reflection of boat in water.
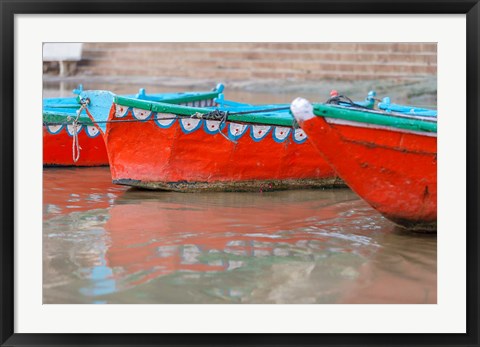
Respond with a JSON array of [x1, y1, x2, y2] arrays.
[[43, 167, 126, 219], [103, 189, 378, 289], [43, 169, 436, 304]]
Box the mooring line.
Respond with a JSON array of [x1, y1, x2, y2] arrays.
[[68, 99, 89, 163]]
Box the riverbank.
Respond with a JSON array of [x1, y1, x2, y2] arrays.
[[43, 75, 437, 106]]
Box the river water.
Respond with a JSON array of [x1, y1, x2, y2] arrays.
[[43, 81, 437, 304]]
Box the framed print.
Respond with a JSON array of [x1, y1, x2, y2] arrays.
[[1, 0, 479, 346]]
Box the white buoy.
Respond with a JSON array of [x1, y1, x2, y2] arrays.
[[290, 97, 315, 122]]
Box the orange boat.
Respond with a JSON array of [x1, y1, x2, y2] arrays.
[[43, 119, 109, 167], [290, 97, 437, 232], [79, 91, 343, 192], [43, 86, 224, 167]]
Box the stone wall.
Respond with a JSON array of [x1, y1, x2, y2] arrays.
[[75, 43, 436, 81]]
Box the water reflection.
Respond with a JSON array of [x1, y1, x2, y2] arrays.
[[43, 168, 436, 304]]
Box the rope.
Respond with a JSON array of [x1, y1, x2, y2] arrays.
[[217, 111, 236, 144], [326, 95, 371, 110], [68, 99, 89, 163], [191, 110, 236, 143]]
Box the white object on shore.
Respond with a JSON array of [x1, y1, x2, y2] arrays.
[[43, 43, 83, 76]]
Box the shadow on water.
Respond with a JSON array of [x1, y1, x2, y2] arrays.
[[43, 167, 436, 304]]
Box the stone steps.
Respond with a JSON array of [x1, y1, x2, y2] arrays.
[[80, 53, 436, 66], [76, 43, 437, 81], [82, 42, 437, 53]]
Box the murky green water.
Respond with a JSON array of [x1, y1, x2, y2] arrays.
[[43, 167, 436, 304], [43, 81, 436, 304]]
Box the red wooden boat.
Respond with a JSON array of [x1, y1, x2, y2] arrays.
[[80, 91, 342, 192], [43, 86, 223, 167], [43, 119, 109, 167], [290, 97, 437, 231]]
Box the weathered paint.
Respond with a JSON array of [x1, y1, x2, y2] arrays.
[[113, 177, 343, 192], [85, 99, 340, 192], [291, 98, 437, 232]]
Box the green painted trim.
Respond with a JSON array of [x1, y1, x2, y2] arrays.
[[43, 111, 94, 125], [114, 96, 154, 110], [227, 113, 293, 127], [114, 91, 220, 109], [152, 102, 207, 115], [312, 104, 437, 133], [115, 97, 295, 127], [158, 91, 221, 104]]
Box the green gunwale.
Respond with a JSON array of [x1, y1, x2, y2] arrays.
[[156, 91, 221, 104], [43, 111, 94, 125], [114, 96, 295, 127], [228, 113, 293, 127], [312, 104, 437, 134], [114, 91, 220, 109]]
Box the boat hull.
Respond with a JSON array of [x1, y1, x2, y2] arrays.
[[43, 124, 109, 166], [98, 105, 341, 192], [43, 86, 225, 167], [293, 104, 437, 231]]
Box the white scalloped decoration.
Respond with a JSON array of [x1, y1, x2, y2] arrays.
[[86, 126, 100, 137], [47, 124, 63, 134], [132, 108, 151, 120], [229, 123, 248, 138], [274, 127, 291, 141], [115, 104, 129, 118], [206, 120, 221, 132], [293, 128, 308, 142], [66, 124, 83, 136], [251, 125, 271, 140], [155, 113, 176, 127], [180, 118, 202, 133]]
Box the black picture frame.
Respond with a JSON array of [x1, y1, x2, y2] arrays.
[[1, 1, 479, 346]]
